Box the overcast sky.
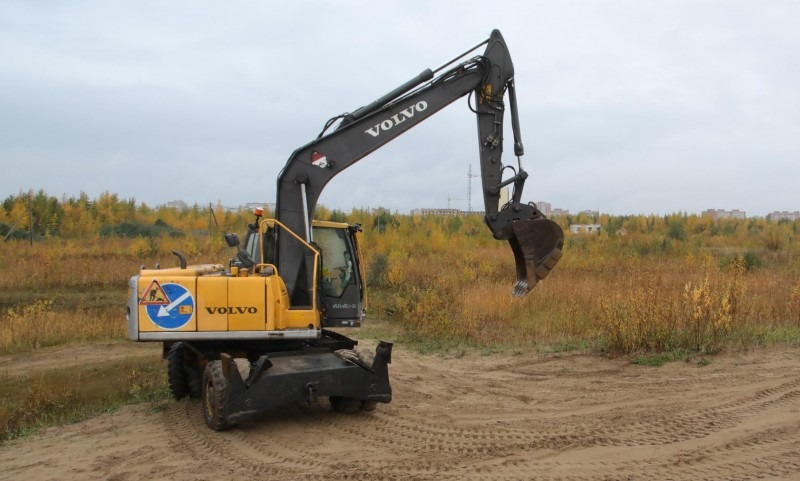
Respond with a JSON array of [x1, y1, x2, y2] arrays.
[[1, 0, 798, 216]]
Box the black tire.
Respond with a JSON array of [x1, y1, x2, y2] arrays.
[[167, 343, 189, 400], [330, 396, 362, 414], [167, 343, 203, 400], [202, 360, 233, 431], [361, 401, 378, 412], [186, 365, 203, 399]]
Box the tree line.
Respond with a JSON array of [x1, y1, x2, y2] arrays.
[[2, 190, 799, 259], [0, 190, 247, 240]]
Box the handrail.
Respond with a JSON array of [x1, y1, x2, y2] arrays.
[[255, 263, 278, 276], [259, 218, 319, 312], [353, 229, 368, 311]]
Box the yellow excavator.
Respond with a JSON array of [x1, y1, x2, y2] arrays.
[[126, 29, 564, 430]]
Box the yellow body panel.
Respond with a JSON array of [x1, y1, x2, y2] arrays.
[[283, 310, 318, 330], [263, 276, 281, 330], [132, 216, 333, 337], [196, 277, 228, 331], [134, 270, 320, 335], [228, 277, 267, 331]]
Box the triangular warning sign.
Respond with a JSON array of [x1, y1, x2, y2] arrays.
[[139, 279, 171, 305]]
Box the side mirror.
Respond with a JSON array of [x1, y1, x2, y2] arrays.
[[225, 233, 240, 247]]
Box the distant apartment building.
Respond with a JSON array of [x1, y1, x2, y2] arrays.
[[578, 210, 599, 218], [413, 198, 560, 218], [536, 201, 551, 216], [243, 202, 276, 213], [766, 211, 800, 222], [166, 200, 188, 209], [411, 208, 462, 217], [702, 209, 746, 220], [569, 224, 602, 234]]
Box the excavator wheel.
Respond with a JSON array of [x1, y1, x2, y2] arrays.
[[167, 343, 201, 400], [186, 366, 203, 399], [330, 396, 362, 414], [202, 360, 234, 431], [361, 401, 378, 412]]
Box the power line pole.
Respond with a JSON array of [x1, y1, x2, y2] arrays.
[[28, 190, 33, 246], [467, 164, 478, 213], [209, 202, 220, 240]]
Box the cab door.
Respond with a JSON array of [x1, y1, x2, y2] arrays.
[[312, 225, 364, 327]]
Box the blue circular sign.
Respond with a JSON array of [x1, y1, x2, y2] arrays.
[[145, 283, 194, 330]]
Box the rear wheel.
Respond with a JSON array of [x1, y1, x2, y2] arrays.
[[167, 343, 189, 400], [167, 343, 202, 400], [202, 360, 233, 431], [329, 396, 362, 414], [186, 365, 203, 399]]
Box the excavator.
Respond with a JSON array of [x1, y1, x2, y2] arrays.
[[126, 29, 564, 431]]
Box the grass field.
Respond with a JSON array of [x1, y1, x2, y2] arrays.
[[2, 210, 800, 439], [0, 356, 167, 440]]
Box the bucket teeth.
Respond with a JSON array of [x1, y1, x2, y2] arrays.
[[509, 218, 564, 297]]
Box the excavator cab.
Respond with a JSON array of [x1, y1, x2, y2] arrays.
[[242, 212, 365, 328]]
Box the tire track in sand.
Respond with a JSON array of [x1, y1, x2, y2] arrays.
[[158, 349, 800, 480]]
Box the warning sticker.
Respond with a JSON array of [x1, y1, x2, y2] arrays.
[[143, 282, 194, 330], [139, 279, 169, 305]]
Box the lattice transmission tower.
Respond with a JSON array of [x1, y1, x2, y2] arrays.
[[467, 164, 479, 213]]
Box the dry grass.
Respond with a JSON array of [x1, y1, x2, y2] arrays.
[[363, 215, 800, 355], [0, 237, 223, 353], [0, 237, 223, 290], [2, 213, 800, 358], [0, 356, 168, 440], [0, 300, 125, 352], [0, 211, 798, 438]]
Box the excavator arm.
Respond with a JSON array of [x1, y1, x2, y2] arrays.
[[274, 29, 563, 304]]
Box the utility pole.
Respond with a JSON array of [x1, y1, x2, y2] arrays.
[[28, 190, 33, 246], [208, 202, 213, 239], [209, 202, 220, 240], [467, 164, 479, 213]]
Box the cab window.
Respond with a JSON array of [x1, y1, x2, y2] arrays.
[[245, 230, 260, 263], [313, 227, 354, 298]]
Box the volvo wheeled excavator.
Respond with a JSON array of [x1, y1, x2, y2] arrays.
[[126, 29, 564, 431]]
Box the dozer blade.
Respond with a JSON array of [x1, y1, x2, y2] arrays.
[[508, 218, 564, 297]]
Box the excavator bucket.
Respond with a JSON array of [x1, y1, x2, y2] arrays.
[[508, 218, 564, 297]]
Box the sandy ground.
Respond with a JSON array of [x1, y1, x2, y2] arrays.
[[1, 340, 799, 481]]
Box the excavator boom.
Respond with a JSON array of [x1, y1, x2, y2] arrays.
[[274, 29, 563, 300]]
